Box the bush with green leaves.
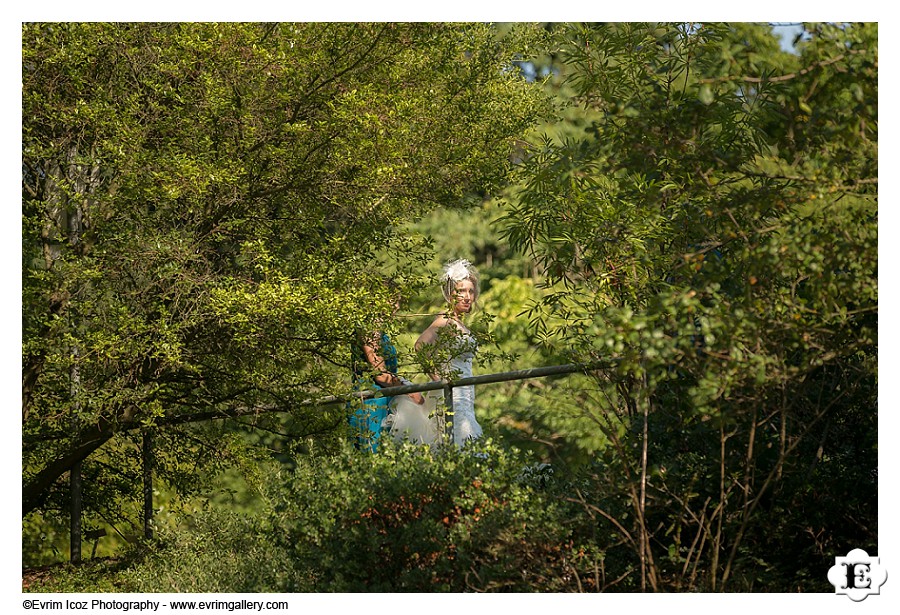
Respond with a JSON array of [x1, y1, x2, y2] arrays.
[[266, 439, 610, 592], [27, 441, 637, 593], [24, 508, 292, 593], [118, 509, 294, 593]]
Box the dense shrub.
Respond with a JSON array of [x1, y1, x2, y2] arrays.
[[30, 428, 865, 593], [24, 510, 292, 593], [26, 440, 616, 593], [117, 510, 293, 593], [266, 439, 604, 592]]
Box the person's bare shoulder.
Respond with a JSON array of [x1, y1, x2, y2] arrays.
[[429, 314, 452, 329], [416, 313, 451, 350]]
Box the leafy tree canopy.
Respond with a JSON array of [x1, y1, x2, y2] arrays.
[[497, 21, 876, 590], [22, 21, 551, 521]]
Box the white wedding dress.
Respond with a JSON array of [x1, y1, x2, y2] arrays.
[[447, 330, 482, 445], [382, 329, 482, 447], [383, 390, 440, 446]]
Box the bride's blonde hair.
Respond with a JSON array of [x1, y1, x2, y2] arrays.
[[440, 258, 480, 309]]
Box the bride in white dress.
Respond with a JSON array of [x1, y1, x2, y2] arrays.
[[383, 259, 483, 447]]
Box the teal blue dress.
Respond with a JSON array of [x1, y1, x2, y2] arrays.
[[349, 332, 398, 453]]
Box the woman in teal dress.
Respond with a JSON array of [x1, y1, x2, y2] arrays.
[[349, 330, 424, 452]]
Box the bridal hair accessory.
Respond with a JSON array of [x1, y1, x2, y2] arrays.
[[441, 258, 479, 306], [442, 258, 473, 282]]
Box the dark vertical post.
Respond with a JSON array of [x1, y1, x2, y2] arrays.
[[142, 430, 154, 540], [68, 176, 84, 565], [69, 339, 82, 564], [443, 383, 455, 446], [70, 460, 82, 563]]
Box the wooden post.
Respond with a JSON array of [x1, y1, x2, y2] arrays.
[[68, 171, 85, 564], [70, 460, 82, 564], [142, 431, 154, 540], [69, 339, 82, 564], [443, 383, 455, 446]]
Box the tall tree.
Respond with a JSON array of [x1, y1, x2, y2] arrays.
[[22, 22, 550, 524], [500, 22, 877, 590]]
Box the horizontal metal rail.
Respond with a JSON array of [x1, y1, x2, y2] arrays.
[[346, 361, 617, 445], [27, 361, 618, 443], [341, 360, 617, 404]]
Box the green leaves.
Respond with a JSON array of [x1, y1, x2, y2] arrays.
[[264, 440, 600, 591], [22, 22, 551, 536], [23, 22, 877, 590], [497, 22, 877, 590]]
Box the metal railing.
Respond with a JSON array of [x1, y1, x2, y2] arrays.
[[66, 360, 614, 562], [350, 361, 613, 443]]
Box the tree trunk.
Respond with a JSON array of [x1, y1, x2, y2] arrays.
[[23, 427, 113, 517]]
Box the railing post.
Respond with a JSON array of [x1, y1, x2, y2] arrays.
[[442, 383, 454, 446], [70, 460, 82, 564], [142, 430, 154, 540], [69, 338, 82, 564]]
